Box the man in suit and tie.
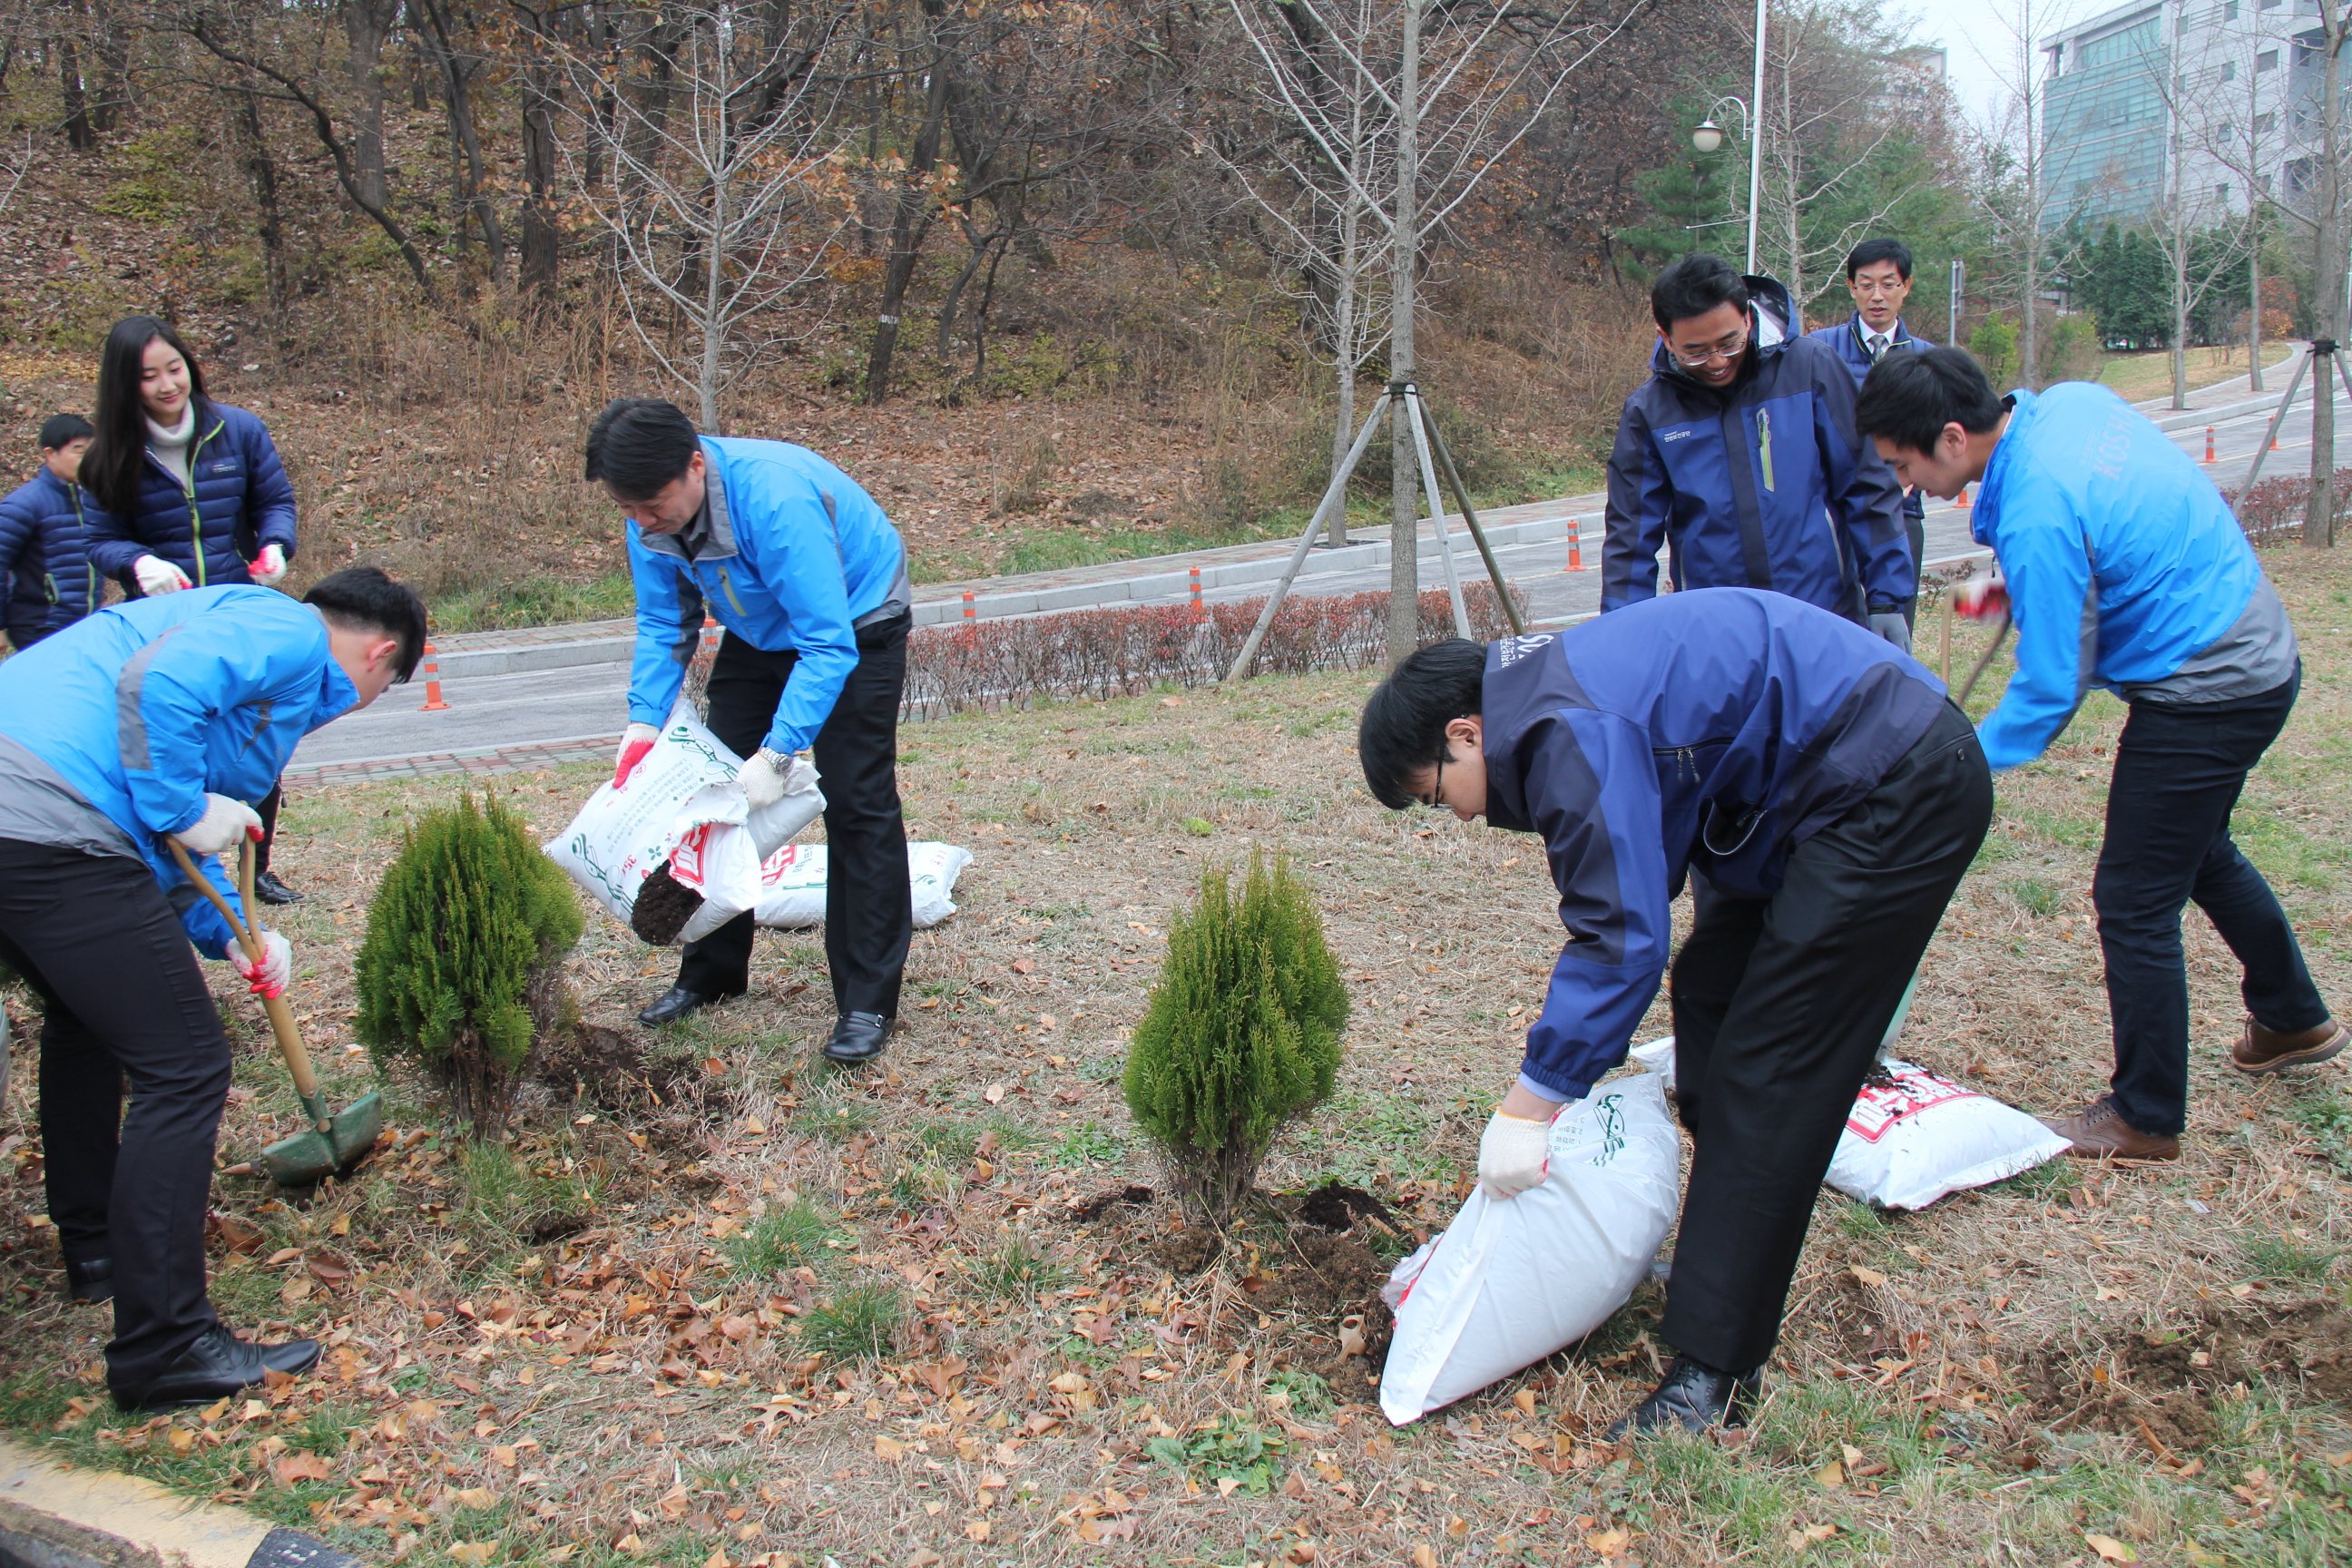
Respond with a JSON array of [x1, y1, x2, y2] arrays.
[[1809, 240, 1935, 627]]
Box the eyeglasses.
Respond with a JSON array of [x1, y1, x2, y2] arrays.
[[1416, 748, 1448, 810], [1671, 328, 1749, 368]]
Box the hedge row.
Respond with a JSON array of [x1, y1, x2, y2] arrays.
[[2223, 466, 2352, 547], [899, 582, 1526, 720]]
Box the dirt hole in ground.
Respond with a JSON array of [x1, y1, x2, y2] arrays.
[[2020, 1299, 2352, 1450]]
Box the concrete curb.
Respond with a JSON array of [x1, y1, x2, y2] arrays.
[[0, 1439, 361, 1568]]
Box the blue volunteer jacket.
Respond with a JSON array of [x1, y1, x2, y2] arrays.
[[627, 437, 907, 756], [0, 587, 357, 955], [1971, 384, 2298, 769], [82, 398, 299, 590], [0, 468, 98, 642], [1604, 277, 1912, 620], [1483, 590, 1947, 1102], [1806, 311, 1933, 525]]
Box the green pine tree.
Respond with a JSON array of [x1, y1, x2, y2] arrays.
[[356, 792, 583, 1139], [1122, 849, 1347, 1227]]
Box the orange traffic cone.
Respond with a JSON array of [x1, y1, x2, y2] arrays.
[[417, 642, 449, 711], [2204, 426, 2216, 463], [1566, 520, 1585, 572], [1957, 485, 1971, 509]]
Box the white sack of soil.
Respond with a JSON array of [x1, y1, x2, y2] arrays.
[[1626, 1038, 2067, 1211], [543, 710, 825, 946], [1378, 1067, 1680, 1426], [753, 842, 974, 930]]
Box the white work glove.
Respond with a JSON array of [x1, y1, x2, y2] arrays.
[[250, 544, 288, 586], [170, 793, 264, 856], [612, 721, 660, 789], [738, 747, 792, 810], [1867, 612, 1912, 654], [1477, 1108, 1556, 1200], [233, 930, 292, 1000], [133, 554, 191, 596]]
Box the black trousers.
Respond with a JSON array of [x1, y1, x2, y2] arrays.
[[0, 838, 229, 1389], [676, 618, 913, 1016], [1901, 513, 1926, 629], [2095, 670, 2327, 1135], [1664, 701, 1992, 1375], [255, 781, 282, 875]]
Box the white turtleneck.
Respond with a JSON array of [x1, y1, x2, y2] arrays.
[[146, 405, 197, 488]]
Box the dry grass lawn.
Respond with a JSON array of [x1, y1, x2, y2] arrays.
[[5, 554, 2352, 1567]]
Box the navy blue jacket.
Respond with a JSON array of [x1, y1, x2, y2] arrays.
[[82, 399, 297, 590], [1483, 589, 1948, 1100], [1807, 311, 1934, 524], [1603, 277, 1912, 620], [0, 468, 98, 642]]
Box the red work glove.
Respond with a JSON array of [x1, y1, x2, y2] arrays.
[[234, 930, 292, 1000], [612, 721, 660, 789], [1954, 567, 2008, 622]]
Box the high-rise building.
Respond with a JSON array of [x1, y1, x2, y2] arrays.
[[2038, 0, 2341, 230]]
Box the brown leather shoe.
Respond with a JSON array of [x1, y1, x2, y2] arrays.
[[2039, 1095, 2180, 1161], [2230, 1017, 2348, 1075]]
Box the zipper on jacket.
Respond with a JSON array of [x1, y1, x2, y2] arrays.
[[184, 421, 218, 587], [1757, 408, 1776, 494], [716, 564, 750, 616]]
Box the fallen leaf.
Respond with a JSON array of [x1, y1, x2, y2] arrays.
[[1816, 1460, 1844, 1492], [1785, 1524, 1839, 1550], [454, 1487, 496, 1509], [964, 1520, 990, 1543], [1584, 1528, 1632, 1557], [1840, 1443, 1863, 1467], [446, 1546, 495, 1568], [2086, 1534, 2139, 1563], [1011, 959, 1035, 975], [272, 1453, 333, 1485], [1411, 1549, 1438, 1568], [875, 1436, 906, 1460], [984, 1084, 1006, 1104], [1445, 1515, 1468, 1538], [1848, 1265, 1886, 1288], [614, 1534, 646, 1554]]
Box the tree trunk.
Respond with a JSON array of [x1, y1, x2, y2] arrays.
[[2249, 212, 2264, 394], [416, 0, 505, 283], [234, 79, 289, 310], [89, 0, 128, 132], [515, 13, 561, 301], [2309, 21, 2345, 549], [1386, 0, 1422, 666], [58, 31, 93, 152], [2171, 205, 2189, 411], [865, 30, 951, 406], [342, 0, 397, 211]]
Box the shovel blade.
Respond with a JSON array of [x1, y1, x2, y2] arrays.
[[328, 1090, 385, 1169], [260, 1130, 340, 1187]]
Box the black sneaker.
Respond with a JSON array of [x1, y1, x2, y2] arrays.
[[110, 1323, 321, 1411]]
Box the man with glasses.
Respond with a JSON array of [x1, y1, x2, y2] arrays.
[[1809, 240, 1935, 628], [1357, 593, 1990, 1436], [1604, 252, 1913, 649]]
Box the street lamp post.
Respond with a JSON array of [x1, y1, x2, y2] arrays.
[[1690, 0, 1766, 274]]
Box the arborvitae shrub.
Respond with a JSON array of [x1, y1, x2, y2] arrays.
[[1122, 849, 1348, 1226], [357, 792, 584, 1139]]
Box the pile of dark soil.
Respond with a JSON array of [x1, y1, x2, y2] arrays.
[[630, 861, 705, 945]]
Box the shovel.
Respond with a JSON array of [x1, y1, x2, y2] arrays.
[[167, 838, 383, 1185]]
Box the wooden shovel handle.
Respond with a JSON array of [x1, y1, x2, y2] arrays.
[[163, 838, 325, 1108]]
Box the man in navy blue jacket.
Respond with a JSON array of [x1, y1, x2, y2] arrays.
[[0, 415, 97, 650], [1605, 254, 1913, 648], [1359, 592, 1991, 1436], [1808, 240, 1934, 625]]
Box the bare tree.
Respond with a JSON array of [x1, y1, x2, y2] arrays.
[[1230, 0, 1646, 661], [550, 0, 854, 429], [343, 0, 400, 209], [2143, 25, 2252, 410]]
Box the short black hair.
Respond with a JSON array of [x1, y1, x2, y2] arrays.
[[1845, 239, 1914, 280], [583, 398, 701, 502], [38, 413, 93, 450], [1651, 253, 1749, 333], [305, 566, 428, 683], [1358, 638, 1486, 809], [1855, 347, 2007, 455]]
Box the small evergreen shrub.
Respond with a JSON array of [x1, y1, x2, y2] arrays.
[[1122, 850, 1347, 1226], [356, 793, 584, 1139]]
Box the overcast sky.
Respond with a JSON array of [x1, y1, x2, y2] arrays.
[[1902, 0, 2108, 130]]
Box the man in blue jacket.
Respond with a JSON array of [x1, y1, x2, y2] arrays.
[[0, 414, 98, 649], [1857, 348, 2340, 1161], [1357, 592, 1991, 1436], [588, 399, 913, 1063], [1808, 240, 1934, 626], [0, 568, 425, 1407], [1605, 253, 1913, 647]]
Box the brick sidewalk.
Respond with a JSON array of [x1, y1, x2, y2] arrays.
[[284, 733, 620, 786]]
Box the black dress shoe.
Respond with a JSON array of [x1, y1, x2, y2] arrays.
[[252, 870, 305, 906], [822, 1011, 895, 1064], [637, 985, 741, 1028], [64, 1257, 113, 1304], [110, 1323, 321, 1410], [1604, 1354, 1761, 1439]]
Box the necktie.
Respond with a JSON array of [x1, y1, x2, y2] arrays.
[[1868, 333, 1890, 361]]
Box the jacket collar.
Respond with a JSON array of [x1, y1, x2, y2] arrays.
[[302, 608, 364, 733], [1971, 390, 2033, 547], [633, 438, 740, 564], [1848, 314, 1914, 353]]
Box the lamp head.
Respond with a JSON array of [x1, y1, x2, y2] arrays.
[[1692, 119, 1725, 153]]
